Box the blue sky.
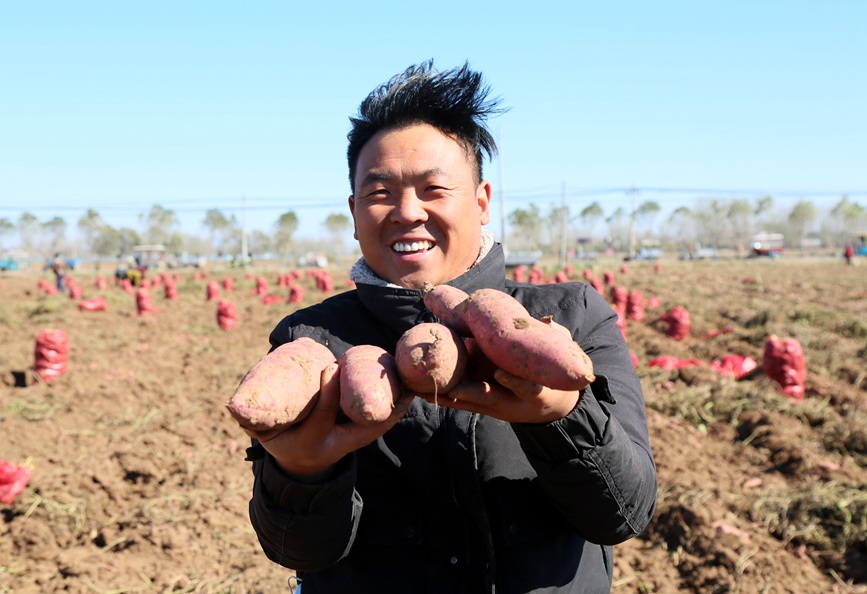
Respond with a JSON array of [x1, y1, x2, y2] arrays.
[[1, 1, 865, 246]]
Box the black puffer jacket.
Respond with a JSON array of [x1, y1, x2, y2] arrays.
[[247, 243, 657, 593]]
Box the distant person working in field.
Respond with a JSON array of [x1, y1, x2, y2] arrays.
[[51, 253, 67, 292], [241, 61, 657, 593]]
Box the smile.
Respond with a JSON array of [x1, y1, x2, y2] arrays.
[[392, 240, 434, 253]]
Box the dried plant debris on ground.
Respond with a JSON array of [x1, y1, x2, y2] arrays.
[[0, 258, 865, 593]]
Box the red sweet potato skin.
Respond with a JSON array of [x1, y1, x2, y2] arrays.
[[422, 283, 471, 336], [339, 344, 402, 425], [461, 289, 595, 391], [226, 337, 336, 433], [395, 322, 468, 394]]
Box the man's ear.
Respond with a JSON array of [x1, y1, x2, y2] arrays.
[[348, 195, 358, 240], [477, 181, 492, 226]]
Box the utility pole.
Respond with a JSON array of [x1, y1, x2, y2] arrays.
[[628, 186, 638, 260]]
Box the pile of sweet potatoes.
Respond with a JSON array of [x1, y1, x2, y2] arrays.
[[226, 285, 594, 434]]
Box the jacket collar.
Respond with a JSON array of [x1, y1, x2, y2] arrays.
[[354, 242, 507, 336]]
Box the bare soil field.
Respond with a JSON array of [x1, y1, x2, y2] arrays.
[[1, 256, 865, 593]]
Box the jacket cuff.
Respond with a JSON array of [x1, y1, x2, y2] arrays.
[[512, 375, 612, 462], [259, 453, 357, 512]]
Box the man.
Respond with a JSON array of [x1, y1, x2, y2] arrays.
[[51, 253, 68, 292], [245, 61, 657, 593]]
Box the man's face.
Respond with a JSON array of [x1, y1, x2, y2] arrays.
[[349, 124, 492, 289]]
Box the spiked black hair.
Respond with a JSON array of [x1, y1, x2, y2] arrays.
[[347, 60, 505, 192]]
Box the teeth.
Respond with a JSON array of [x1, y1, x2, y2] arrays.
[[393, 241, 433, 253]]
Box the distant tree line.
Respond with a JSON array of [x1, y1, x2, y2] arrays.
[[0, 195, 863, 262], [0, 204, 353, 263], [505, 194, 866, 256]]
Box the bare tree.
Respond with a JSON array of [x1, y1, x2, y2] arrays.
[[788, 200, 818, 251], [17, 212, 40, 253], [578, 202, 604, 239], [636, 201, 661, 237], [139, 204, 180, 249], [42, 217, 67, 253], [77, 209, 104, 257], [202, 208, 238, 255], [274, 211, 299, 266], [0, 217, 14, 249], [507, 204, 543, 250], [324, 213, 351, 265]]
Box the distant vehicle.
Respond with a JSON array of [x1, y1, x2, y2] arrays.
[[0, 257, 20, 271], [750, 233, 784, 258], [130, 245, 168, 269], [625, 239, 662, 261], [680, 243, 717, 260], [852, 232, 867, 256], [633, 247, 662, 261], [504, 249, 542, 267], [298, 252, 329, 268], [43, 256, 82, 271]]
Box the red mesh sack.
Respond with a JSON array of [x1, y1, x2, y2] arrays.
[[513, 265, 526, 283], [763, 336, 806, 400], [654, 262, 662, 273], [610, 286, 628, 311], [529, 266, 544, 284], [68, 284, 83, 300], [96, 276, 107, 290], [554, 271, 568, 283], [262, 295, 284, 305], [626, 290, 645, 322], [217, 299, 236, 330], [222, 277, 234, 292], [711, 354, 758, 380], [647, 296, 661, 309], [136, 287, 157, 315], [34, 329, 68, 383], [164, 281, 179, 301], [78, 297, 107, 312], [0, 459, 31, 505], [603, 271, 615, 286], [590, 278, 604, 295], [252, 276, 268, 296], [206, 281, 220, 301], [620, 264, 628, 275], [582, 268, 593, 280], [648, 356, 705, 370], [318, 273, 333, 294], [662, 306, 691, 340], [289, 284, 305, 303]]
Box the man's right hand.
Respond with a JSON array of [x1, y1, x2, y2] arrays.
[[253, 362, 412, 482]]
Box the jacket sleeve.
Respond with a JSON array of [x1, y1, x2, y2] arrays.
[[248, 446, 362, 571], [511, 285, 657, 545], [246, 316, 363, 571]]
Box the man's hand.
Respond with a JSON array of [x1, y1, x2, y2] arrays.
[[416, 369, 582, 424], [253, 362, 413, 482]]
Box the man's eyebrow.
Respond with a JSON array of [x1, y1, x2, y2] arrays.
[[361, 171, 393, 184], [360, 168, 449, 185]]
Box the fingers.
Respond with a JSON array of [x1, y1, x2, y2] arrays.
[[310, 362, 341, 426]]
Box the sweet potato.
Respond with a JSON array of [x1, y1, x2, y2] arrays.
[[461, 289, 595, 391], [338, 344, 403, 425], [422, 283, 471, 336], [395, 322, 467, 394], [226, 337, 336, 435]]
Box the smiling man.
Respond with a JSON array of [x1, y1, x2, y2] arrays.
[[244, 61, 657, 593]]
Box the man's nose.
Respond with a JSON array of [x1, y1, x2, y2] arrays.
[[390, 191, 428, 224]]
